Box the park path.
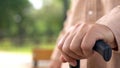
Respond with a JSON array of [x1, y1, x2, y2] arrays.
[[0, 51, 81, 68], [0, 51, 32, 68]]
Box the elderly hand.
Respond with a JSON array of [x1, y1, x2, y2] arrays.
[[58, 23, 117, 66], [49, 59, 62, 68]]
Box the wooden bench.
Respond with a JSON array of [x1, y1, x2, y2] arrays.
[[33, 48, 53, 68]]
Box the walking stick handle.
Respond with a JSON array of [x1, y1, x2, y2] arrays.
[[70, 40, 112, 68]]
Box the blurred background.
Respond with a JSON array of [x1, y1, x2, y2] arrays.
[[0, 0, 70, 68]]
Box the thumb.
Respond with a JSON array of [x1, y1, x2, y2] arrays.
[[69, 60, 77, 67], [60, 55, 77, 66]]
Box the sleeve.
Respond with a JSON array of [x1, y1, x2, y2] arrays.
[[96, 6, 120, 52]]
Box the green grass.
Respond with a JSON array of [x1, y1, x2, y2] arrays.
[[0, 40, 55, 54]]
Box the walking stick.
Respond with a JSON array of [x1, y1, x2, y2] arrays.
[[70, 40, 112, 68]]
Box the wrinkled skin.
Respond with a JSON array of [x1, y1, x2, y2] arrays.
[[58, 23, 117, 66]]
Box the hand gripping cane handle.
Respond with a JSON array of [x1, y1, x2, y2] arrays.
[[70, 40, 112, 68]]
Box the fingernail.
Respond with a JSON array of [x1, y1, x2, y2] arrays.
[[69, 61, 77, 67]]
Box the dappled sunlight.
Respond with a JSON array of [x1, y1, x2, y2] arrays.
[[29, 0, 43, 10]]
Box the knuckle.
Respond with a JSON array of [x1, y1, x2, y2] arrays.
[[57, 44, 62, 50], [81, 44, 89, 51], [79, 23, 89, 31], [89, 24, 97, 31], [81, 44, 93, 56], [69, 45, 73, 50], [82, 23, 87, 25], [81, 23, 87, 28], [69, 45, 76, 52], [63, 46, 69, 53]]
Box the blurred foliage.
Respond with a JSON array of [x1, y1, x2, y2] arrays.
[[0, 0, 67, 45], [0, 0, 31, 44]]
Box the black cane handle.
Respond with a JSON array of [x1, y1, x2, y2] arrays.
[[70, 40, 112, 68]]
